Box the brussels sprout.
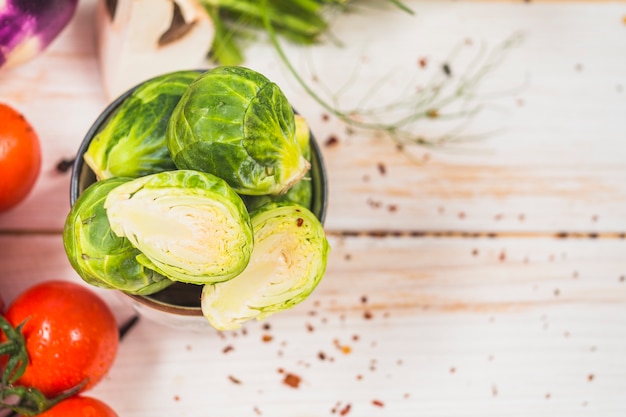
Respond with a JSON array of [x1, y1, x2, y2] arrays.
[[104, 170, 254, 284], [84, 70, 201, 180], [167, 66, 310, 196], [63, 177, 174, 295], [241, 114, 312, 211], [201, 202, 329, 330]]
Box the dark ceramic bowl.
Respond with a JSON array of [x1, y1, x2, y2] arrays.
[[70, 71, 327, 329]]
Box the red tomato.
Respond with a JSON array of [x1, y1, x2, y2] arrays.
[[4, 281, 119, 397], [0, 103, 42, 212], [23, 396, 119, 417]]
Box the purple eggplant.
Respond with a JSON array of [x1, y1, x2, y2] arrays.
[[0, 0, 78, 69]]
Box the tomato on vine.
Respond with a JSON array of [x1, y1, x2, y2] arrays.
[[0, 103, 42, 212], [1, 280, 119, 416], [23, 396, 119, 417]]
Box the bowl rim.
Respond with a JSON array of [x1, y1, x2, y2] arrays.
[[69, 69, 328, 317]]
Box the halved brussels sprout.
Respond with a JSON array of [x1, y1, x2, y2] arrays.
[[201, 202, 329, 330], [63, 177, 174, 295], [104, 170, 254, 284], [166, 66, 310, 196], [84, 70, 200, 180]]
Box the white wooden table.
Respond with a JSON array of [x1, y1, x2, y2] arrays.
[[1, 1, 625, 416]]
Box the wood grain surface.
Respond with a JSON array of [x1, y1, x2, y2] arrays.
[[1, 1, 625, 416]]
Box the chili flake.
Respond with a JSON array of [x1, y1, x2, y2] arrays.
[[283, 373, 302, 389]]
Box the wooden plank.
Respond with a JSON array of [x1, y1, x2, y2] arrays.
[[1, 234, 625, 416], [0, 1, 624, 234]]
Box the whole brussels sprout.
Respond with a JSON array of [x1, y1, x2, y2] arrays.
[[84, 70, 201, 180], [63, 177, 174, 295], [104, 170, 254, 284], [166, 66, 310, 196], [201, 202, 329, 330]]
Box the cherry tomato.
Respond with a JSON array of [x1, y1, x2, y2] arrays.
[[0, 103, 42, 212], [22, 396, 119, 417], [4, 280, 119, 397]]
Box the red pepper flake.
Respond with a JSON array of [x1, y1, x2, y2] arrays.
[[545, 393, 551, 399], [588, 374, 595, 382], [283, 373, 302, 389], [458, 211, 466, 219], [223, 345, 234, 354], [449, 367, 456, 374], [377, 162, 386, 175], [253, 406, 262, 415], [339, 403, 352, 416], [296, 218, 304, 227], [262, 323, 271, 330], [322, 113, 330, 122], [387, 204, 398, 213], [499, 251, 506, 262], [325, 135, 339, 147], [372, 400, 384, 407], [262, 334, 273, 343], [356, 374, 363, 380], [352, 334, 360, 342], [173, 395, 181, 402], [363, 310, 373, 320], [418, 57, 427, 68], [228, 375, 242, 384], [318, 351, 326, 360], [471, 248, 479, 256], [306, 323, 315, 332]]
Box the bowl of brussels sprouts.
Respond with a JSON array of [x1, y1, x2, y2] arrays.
[[64, 67, 329, 331]]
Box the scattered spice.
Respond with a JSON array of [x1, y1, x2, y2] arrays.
[[296, 218, 304, 227], [498, 251, 506, 262], [339, 403, 352, 416], [262, 334, 273, 343], [442, 63, 452, 77], [55, 157, 75, 173], [418, 57, 427, 68], [458, 211, 466, 219], [449, 367, 456, 374], [282, 373, 302, 389], [620, 275, 625, 282], [387, 204, 398, 213], [471, 248, 479, 256], [228, 375, 242, 384], [553, 289, 560, 297], [318, 351, 327, 360], [253, 406, 262, 415], [363, 310, 373, 320], [492, 385, 498, 397], [173, 395, 180, 402], [361, 295, 368, 304], [222, 345, 235, 354], [262, 323, 271, 331], [325, 135, 339, 147], [377, 162, 386, 175], [306, 323, 315, 332], [588, 374, 594, 382], [372, 400, 384, 407], [322, 113, 330, 122]]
